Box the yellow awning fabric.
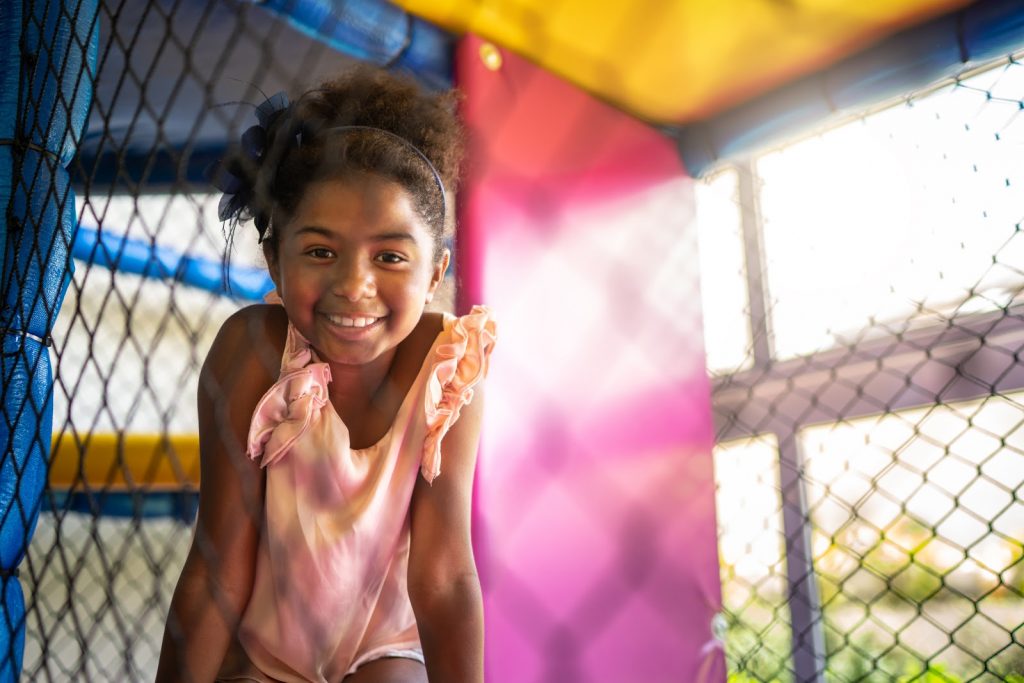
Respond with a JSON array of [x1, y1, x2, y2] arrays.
[[395, 0, 973, 123]]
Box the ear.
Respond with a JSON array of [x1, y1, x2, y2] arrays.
[[263, 242, 282, 293], [425, 248, 450, 303]]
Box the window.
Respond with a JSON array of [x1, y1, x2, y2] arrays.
[[702, 56, 1024, 680]]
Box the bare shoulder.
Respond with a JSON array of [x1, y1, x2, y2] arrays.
[[195, 304, 286, 507], [203, 304, 288, 390], [419, 310, 446, 340], [208, 303, 288, 362], [386, 311, 445, 389], [400, 311, 446, 363]]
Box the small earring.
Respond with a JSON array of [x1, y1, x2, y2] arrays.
[[425, 292, 434, 303]]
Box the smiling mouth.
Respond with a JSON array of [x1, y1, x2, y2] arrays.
[[321, 313, 386, 329]]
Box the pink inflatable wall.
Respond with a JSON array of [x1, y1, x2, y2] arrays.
[[456, 36, 726, 682]]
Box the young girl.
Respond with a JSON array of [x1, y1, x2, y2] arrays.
[[156, 66, 495, 683]]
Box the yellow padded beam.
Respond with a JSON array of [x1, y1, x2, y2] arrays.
[[49, 433, 200, 492], [397, 0, 971, 123]]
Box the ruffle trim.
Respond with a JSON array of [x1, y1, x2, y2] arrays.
[[247, 362, 332, 468], [421, 305, 497, 484], [244, 297, 496, 476], [247, 291, 333, 467]]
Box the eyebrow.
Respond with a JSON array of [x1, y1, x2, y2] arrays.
[[371, 231, 417, 243], [294, 226, 334, 238], [293, 226, 418, 243]]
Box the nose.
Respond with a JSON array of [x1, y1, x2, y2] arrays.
[[333, 256, 376, 301]]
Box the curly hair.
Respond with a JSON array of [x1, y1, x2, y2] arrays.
[[218, 65, 464, 262]]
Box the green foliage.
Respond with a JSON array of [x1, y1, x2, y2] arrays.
[[725, 578, 1024, 682], [728, 673, 784, 683], [896, 663, 961, 683]]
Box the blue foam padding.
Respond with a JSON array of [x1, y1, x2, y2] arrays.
[[46, 490, 199, 524], [259, 0, 453, 91], [677, 0, 1024, 176], [72, 224, 275, 301], [0, 1, 98, 678]]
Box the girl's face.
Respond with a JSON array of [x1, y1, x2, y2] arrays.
[[266, 173, 449, 368]]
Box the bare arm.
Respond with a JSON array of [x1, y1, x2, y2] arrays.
[[408, 382, 487, 683], [155, 307, 281, 683]]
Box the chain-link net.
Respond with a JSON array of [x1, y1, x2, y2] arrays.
[[6, 0, 1024, 680], [16, 1, 451, 680], [703, 56, 1024, 681], [2, 0, 98, 679]]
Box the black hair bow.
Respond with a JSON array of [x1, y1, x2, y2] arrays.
[[207, 91, 292, 241]]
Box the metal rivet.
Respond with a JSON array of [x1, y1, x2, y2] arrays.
[[479, 42, 502, 72]]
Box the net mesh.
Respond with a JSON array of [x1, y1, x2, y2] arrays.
[[3, 0, 1022, 680], [704, 56, 1024, 682]]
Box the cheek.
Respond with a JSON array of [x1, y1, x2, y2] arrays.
[[279, 264, 328, 304], [413, 264, 442, 295], [393, 277, 428, 304], [384, 271, 434, 310]]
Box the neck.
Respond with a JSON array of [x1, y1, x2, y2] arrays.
[[325, 347, 398, 413]]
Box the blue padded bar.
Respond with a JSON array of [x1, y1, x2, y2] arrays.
[[46, 491, 199, 524], [69, 227, 456, 302], [0, 1, 98, 678], [72, 225, 274, 301], [677, 0, 1024, 176], [258, 0, 453, 91]]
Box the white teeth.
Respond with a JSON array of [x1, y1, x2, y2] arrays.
[[326, 314, 379, 328]]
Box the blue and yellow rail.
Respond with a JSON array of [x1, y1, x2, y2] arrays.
[[48, 433, 201, 520]]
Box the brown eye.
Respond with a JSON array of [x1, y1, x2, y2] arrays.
[[376, 252, 405, 264], [307, 247, 334, 259]]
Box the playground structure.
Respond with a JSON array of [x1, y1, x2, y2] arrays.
[[2, 0, 1023, 680]]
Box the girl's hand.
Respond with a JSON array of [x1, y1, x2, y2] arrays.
[[408, 381, 487, 683]]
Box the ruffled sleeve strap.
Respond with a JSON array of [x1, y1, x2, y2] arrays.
[[245, 290, 335, 467], [246, 315, 333, 468], [421, 305, 497, 484]]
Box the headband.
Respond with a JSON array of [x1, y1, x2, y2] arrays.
[[209, 92, 448, 241], [320, 125, 447, 229]]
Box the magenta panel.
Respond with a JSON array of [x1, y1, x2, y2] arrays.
[[456, 36, 725, 683]]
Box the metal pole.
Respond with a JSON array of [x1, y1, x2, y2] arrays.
[[736, 159, 826, 681], [778, 432, 826, 681], [736, 159, 772, 367]]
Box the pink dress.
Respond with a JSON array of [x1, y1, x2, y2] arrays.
[[224, 305, 496, 683]]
